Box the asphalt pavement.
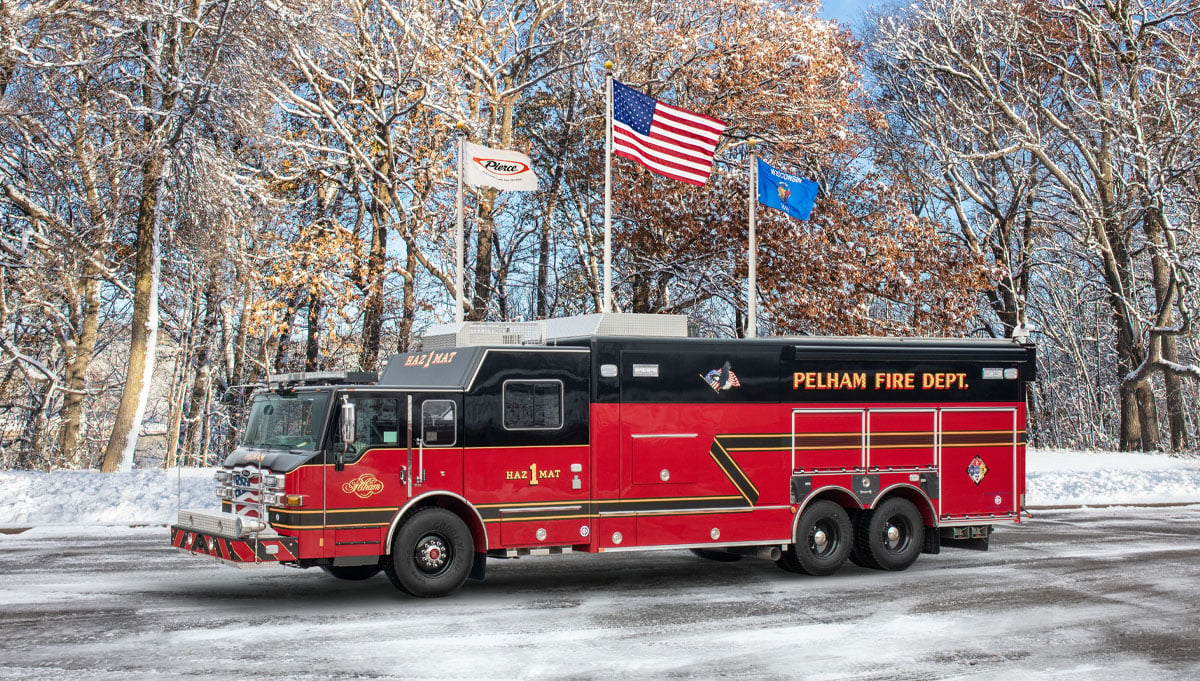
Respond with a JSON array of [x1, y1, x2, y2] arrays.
[[1, 508, 1198, 680]]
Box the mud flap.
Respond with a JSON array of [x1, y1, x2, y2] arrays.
[[922, 526, 940, 555]]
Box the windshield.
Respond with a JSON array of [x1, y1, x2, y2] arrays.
[[242, 391, 331, 451]]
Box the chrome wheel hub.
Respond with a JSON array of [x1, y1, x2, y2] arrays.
[[415, 536, 449, 573], [812, 529, 828, 548]]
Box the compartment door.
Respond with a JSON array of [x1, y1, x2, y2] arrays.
[[791, 409, 865, 473], [867, 409, 937, 471], [938, 408, 1018, 520]]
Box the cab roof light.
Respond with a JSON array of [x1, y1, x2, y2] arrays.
[[268, 371, 377, 387]]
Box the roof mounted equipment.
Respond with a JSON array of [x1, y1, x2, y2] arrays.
[[268, 371, 378, 387]]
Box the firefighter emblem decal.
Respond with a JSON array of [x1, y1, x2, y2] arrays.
[[966, 456, 989, 485], [701, 361, 741, 393], [342, 473, 385, 499]]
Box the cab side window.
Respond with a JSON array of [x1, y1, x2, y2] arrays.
[[421, 400, 457, 447], [503, 380, 563, 430], [330, 396, 400, 459]]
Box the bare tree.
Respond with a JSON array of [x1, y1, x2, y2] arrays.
[[867, 0, 1200, 450]]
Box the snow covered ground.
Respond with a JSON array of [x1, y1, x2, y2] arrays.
[[1026, 448, 1200, 507], [1, 449, 1198, 527], [2, 450, 1199, 680], [0, 446, 1195, 527], [2, 508, 1199, 680]]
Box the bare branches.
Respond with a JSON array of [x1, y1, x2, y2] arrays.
[[867, 0, 1200, 450]]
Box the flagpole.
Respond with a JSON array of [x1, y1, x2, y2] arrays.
[[603, 61, 614, 313], [747, 141, 758, 339], [455, 122, 466, 324]]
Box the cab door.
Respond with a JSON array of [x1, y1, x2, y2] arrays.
[[409, 392, 465, 497], [322, 392, 406, 558]]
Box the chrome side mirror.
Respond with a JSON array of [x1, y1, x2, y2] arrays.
[[337, 398, 356, 471], [339, 398, 356, 445]]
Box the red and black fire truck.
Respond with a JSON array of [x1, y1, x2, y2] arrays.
[[171, 313, 1035, 597]]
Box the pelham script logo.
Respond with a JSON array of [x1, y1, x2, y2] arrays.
[[342, 473, 385, 499]]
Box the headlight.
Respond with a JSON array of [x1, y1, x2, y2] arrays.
[[263, 492, 283, 506], [216, 487, 234, 500], [263, 474, 285, 490], [213, 470, 231, 483], [235, 516, 266, 536]]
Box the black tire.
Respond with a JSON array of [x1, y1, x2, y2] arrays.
[[848, 510, 875, 568], [856, 497, 924, 572], [383, 507, 474, 597], [320, 563, 381, 581], [689, 548, 743, 562], [777, 500, 853, 576]]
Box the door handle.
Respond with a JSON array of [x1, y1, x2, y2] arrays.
[[416, 437, 426, 485]]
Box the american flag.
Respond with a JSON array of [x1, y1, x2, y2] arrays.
[[612, 80, 726, 186]]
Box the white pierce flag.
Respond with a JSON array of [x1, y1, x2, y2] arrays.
[[462, 141, 538, 191]]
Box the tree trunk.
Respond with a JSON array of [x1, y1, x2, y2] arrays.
[[230, 286, 251, 385], [223, 284, 252, 455], [56, 272, 100, 467], [1095, 207, 1153, 451], [492, 231, 510, 320], [468, 188, 498, 321], [100, 150, 164, 472], [58, 89, 107, 468], [537, 210, 551, 319], [1145, 208, 1188, 451], [398, 247, 417, 353], [305, 294, 322, 371], [163, 362, 187, 469], [1162, 338, 1189, 451], [1135, 382, 1160, 452], [629, 270, 652, 313], [359, 197, 388, 370], [164, 280, 201, 469], [18, 382, 53, 471], [182, 279, 220, 465], [198, 381, 212, 466]]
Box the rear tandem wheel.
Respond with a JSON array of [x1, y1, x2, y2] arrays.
[[854, 497, 924, 571], [777, 500, 853, 576]]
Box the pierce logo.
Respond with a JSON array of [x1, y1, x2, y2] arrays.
[[342, 473, 385, 499], [473, 157, 529, 176]]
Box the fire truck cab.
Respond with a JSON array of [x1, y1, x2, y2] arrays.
[[171, 313, 1035, 597]]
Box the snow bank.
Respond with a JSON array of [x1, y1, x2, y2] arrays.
[[1, 449, 1198, 527], [0, 468, 215, 526], [1026, 448, 1200, 507]]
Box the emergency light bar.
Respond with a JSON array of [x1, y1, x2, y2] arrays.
[[268, 371, 377, 387]]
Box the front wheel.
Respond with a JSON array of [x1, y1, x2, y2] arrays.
[[777, 500, 853, 576], [384, 507, 474, 597], [856, 497, 924, 572]]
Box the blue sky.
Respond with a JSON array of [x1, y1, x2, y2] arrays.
[[819, 0, 873, 26]]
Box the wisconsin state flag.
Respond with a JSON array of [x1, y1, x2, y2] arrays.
[[756, 158, 818, 221]]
